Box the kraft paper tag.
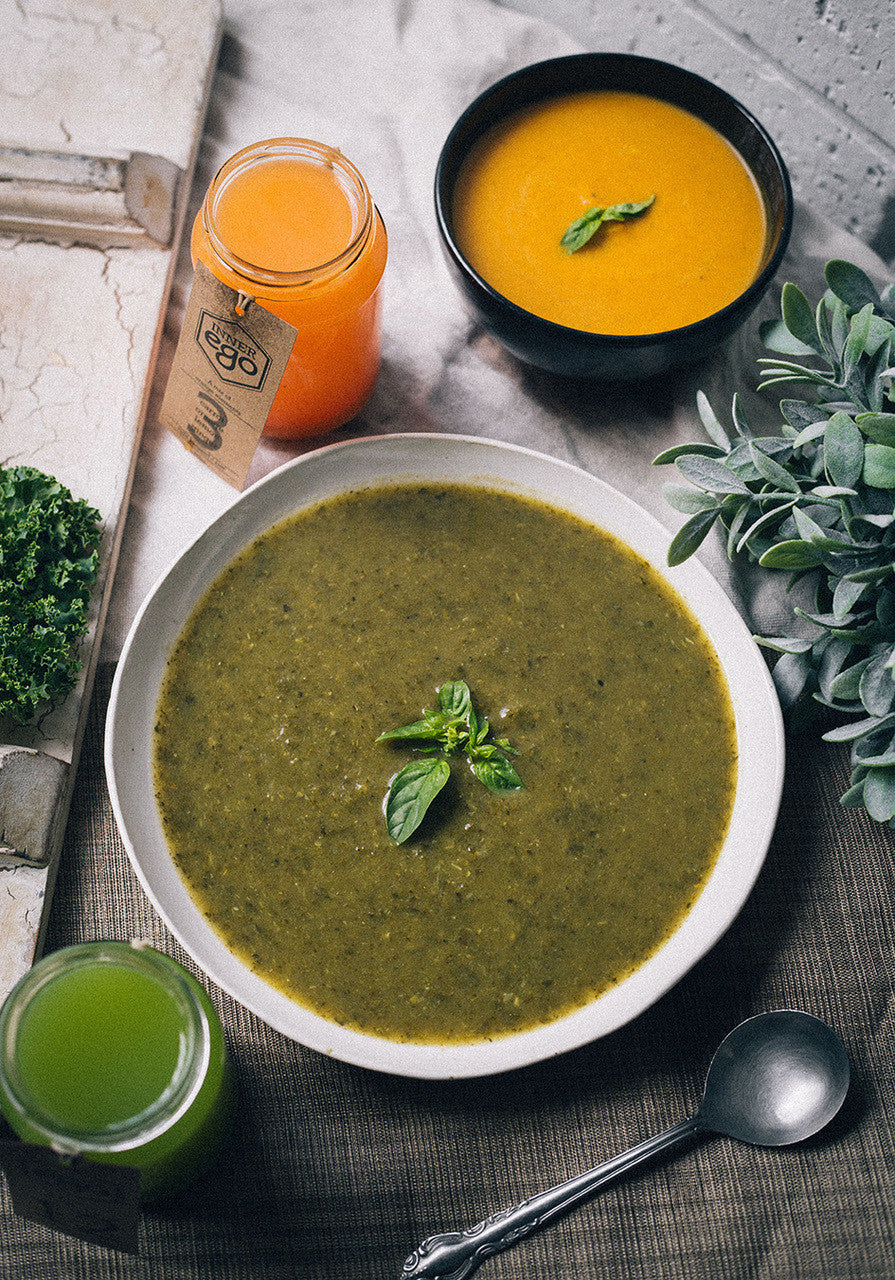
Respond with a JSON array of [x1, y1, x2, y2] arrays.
[[159, 260, 298, 489], [0, 1139, 141, 1254]]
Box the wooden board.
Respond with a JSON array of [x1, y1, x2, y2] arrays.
[[0, 0, 222, 998]]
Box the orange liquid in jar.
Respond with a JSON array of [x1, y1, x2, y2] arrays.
[[192, 140, 387, 439]]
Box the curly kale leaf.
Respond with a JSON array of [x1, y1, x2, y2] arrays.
[[0, 465, 102, 724]]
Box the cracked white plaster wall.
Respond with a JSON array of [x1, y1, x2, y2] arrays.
[[0, 235, 172, 761], [0, 0, 221, 167], [0, 240, 169, 518]]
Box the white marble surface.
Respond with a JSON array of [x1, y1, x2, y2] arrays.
[[105, 0, 891, 664]]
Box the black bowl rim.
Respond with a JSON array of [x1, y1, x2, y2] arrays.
[[434, 52, 795, 352]]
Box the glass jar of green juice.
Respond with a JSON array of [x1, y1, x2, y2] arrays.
[[0, 941, 234, 1202]]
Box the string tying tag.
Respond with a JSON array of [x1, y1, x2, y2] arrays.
[[234, 291, 253, 317]]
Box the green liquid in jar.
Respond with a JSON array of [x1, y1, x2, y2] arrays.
[[17, 964, 185, 1129], [0, 943, 234, 1201]]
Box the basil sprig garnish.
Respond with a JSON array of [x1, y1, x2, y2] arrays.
[[561, 195, 655, 254], [376, 680, 522, 843]]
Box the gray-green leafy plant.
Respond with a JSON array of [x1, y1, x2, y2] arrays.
[[376, 680, 522, 843], [654, 259, 895, 826]]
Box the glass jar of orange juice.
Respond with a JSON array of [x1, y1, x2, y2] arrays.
[[191, 138, 387, 440]]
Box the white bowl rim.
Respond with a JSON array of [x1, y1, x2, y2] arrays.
[[105, 433, 785, 1079]]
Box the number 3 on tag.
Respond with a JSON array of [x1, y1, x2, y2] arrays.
[[160, 261, 298, 489]]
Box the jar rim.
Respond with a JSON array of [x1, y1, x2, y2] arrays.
[[201, 137, 375, 290], [0, 941, 211, 1155]]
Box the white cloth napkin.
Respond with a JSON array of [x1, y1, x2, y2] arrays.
[[103, 0, 891, 660]]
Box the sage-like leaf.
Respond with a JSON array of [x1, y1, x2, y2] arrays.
[[843, 303, 875, 381], [825, 259, 883, 313], [755, 635, 814, 655], [675, 454, 751, 495], [812, 484, 859, 499], [859, 651, 895, 717], [661, 483, 720, 514], [823, 714, 893, 743], [750, 436, 795, 458], [857, 412, 895, 446], [831, 295, 851, 354], [863, 444, 895, 489], [816, 295, 836, 361], [758, 539, 824, 570], [667, 508, 720, 566], [735, 502, 796, 553], [725, 441, 771, 482], [833, 577, 869, 620], [725, 502, 751, 557], [829, 657, 872, 701], [816, 636, 855, 700], [865, 340, 894, 408], [781, 282, 823, 354], [560, 195, 654, 253], [792, 506, 830, 544], [756, 356, 830, 379], [749, 443, 801, 492], [782, 399, 829, 433], [840, 778, 870, 808], [759, 316, 816, 357], [862, 767, 895, 822], [696, 389, 732, 449], [769, 649, 812, 708], [652, 442, 726, 465], [864, 316, 895, 359], [823, 411, 864, 488], [843, 563, 895, 584]]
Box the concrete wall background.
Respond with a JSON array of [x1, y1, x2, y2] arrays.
[[499, 0, 895, 268]]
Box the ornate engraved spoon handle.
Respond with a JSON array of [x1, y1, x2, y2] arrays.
[[400, 1115, 701, 1280]]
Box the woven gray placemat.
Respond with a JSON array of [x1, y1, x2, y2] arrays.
[[1, 662, 892, 1279]]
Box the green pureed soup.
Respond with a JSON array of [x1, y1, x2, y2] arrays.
[[153, 483, 736, 1044]]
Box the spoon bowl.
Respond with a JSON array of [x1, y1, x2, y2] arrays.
[[402, 1010, 850, 1280], [699, 1010, 851, 1147]]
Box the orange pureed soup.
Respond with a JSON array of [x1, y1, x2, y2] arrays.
[[452, 91, 768, 335]]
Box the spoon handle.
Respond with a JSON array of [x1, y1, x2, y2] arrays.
[[400, 1114, 701, 1280]]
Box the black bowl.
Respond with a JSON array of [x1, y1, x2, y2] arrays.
[[434, 53, 793, 381]]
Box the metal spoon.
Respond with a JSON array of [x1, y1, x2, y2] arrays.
[[401, 1010, 850, 1280]]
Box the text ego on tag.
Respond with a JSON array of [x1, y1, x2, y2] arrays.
[[160, 261, 298, 489]]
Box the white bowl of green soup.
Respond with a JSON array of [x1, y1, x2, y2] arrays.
[[106, 435, 784, 1078]]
